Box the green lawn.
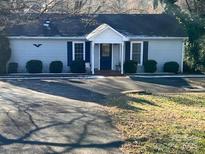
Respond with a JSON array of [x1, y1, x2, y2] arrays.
[[106, 93, 205, 154]]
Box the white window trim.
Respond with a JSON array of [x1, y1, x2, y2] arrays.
[[72, 41, 85, 61], [130, 41, 143, 66]]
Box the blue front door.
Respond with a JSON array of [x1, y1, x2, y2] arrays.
[[100, 44, 112, 70]]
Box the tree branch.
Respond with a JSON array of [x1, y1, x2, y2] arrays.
[[185, 0, 192, 13]]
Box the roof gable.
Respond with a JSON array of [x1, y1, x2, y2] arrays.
[[86, 24, 128, 42]]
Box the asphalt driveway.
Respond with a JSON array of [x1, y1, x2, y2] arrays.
[[0, 79, 124, 154], [0, 76, 204, 153], [131, 76, 205, 93]]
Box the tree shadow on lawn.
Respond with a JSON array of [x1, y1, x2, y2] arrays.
[[107, 93, 159, 112], [158, 93, 205, 107]]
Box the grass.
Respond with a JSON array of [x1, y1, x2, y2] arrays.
[[106, 93, 205, 154]]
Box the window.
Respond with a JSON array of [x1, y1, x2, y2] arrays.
[[131, 42, 143, 65], [73, 42, 85, 61], [101, 44, 110, 57]]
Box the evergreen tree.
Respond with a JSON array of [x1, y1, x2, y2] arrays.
[[154, 0, 205, 72], [0, 34, 11, 74]]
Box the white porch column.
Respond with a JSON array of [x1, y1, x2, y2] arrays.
[[121, 43, 124, 74], [91, 42, 95, 75]]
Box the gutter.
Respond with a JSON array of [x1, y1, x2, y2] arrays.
[[129, 36, 188, 40], [8, 36, 87, 40], [8, 36, 189, 41]]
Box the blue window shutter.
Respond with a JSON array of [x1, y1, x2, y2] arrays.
[[125, 41, 131, 61], [143, 41, 149, 65], [85, 41, 91, 62], [67, 42, 73, 66]]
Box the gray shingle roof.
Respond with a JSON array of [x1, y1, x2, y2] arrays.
[[6, 14, 187, 37]]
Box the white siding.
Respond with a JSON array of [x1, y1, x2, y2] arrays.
[[148, 40, 183, 72], [91, 28, 124, 44], [9, 39, 69, 73], [9, 38, 184, 73]]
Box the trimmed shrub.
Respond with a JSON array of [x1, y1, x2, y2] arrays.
[[70, 60, 86, 73], [8, 62, 18, 73], [124, 60, 138, 74], [164, 61, 179, 74], [26, 60, 43, 73], [144, 60, 157, 73], [49, 61, 63, 73]]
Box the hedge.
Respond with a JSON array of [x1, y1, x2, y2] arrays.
[[8, 62, 18, 73], [144, 60, 157, 73], [49, 61, 63, 73], [164, 61, 179, 73], [70, 60, 86, 73], [26, 60, 43, 73], [124, 60, 138, 74]]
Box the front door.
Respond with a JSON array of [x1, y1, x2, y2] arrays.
[[100, 44, 112, 70]]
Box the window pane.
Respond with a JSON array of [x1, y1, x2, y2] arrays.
[[102, 44, 110, 57], [75, 43, 84, 60], [132, 43, 141, 64]]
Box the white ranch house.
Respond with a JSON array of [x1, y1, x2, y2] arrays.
[[7, 14, 187, 74]]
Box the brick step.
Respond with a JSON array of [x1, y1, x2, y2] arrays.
[[95, 70, 122, 76]]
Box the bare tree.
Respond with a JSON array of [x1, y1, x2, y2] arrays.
[[98, 0, 163, 14], [0, 0, 25, 31], [32, 0, 163, 14], [26, 0, 106, 14], [0, 0, 166, 32], [154, 0, 205, 16], [0, 0, 102, 31]]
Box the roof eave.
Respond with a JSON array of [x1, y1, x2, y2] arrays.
[[8, 36, 87, 40], [8, 36, 189, 41], [129, 36, 188, 40]]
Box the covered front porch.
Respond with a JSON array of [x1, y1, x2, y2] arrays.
[[91, 43, 125, 75], [86, 24, 128, 75]]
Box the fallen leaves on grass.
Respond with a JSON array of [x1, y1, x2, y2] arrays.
[[106, 93, 205, 154]]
